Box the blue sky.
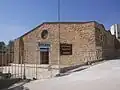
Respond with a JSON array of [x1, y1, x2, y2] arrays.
[[0, 0, 120, 44]]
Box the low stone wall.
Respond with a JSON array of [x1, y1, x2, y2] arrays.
[[0, 53, 9, 66], [60, 59, 104, 73]]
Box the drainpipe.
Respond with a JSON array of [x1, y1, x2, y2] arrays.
[[58, 0, 61, 74]]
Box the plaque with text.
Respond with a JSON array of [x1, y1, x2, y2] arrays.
[[60, 44, 72, 55]]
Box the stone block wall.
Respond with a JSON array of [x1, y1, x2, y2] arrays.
[[95, 23, 116, 60], [59, 23, 96, 66], [0, 53, 8, 66], [24, 22, 97, 67], [14, 39, 20, 64], [14, 22, 97, 67], [13, 21, 117, 68], [22, 23, 60, 65]]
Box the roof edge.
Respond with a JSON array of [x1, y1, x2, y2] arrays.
[[16, 22, 45, 40], [43, 21, 96, 24]]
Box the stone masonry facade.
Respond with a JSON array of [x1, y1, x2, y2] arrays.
[[14, 21, 117, 68]]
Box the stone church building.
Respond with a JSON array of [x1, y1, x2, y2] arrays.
[[14, 21, 116, 68]]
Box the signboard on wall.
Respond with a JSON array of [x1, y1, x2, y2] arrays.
[[38, 43, 50, 52], [60, 43, 72, 55], [38, 43, 50, 48]]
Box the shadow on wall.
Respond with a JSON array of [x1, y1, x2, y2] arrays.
[[102, 37, 120, 60], [114, 38, 120, 49], [114, 38, 120, 59]]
